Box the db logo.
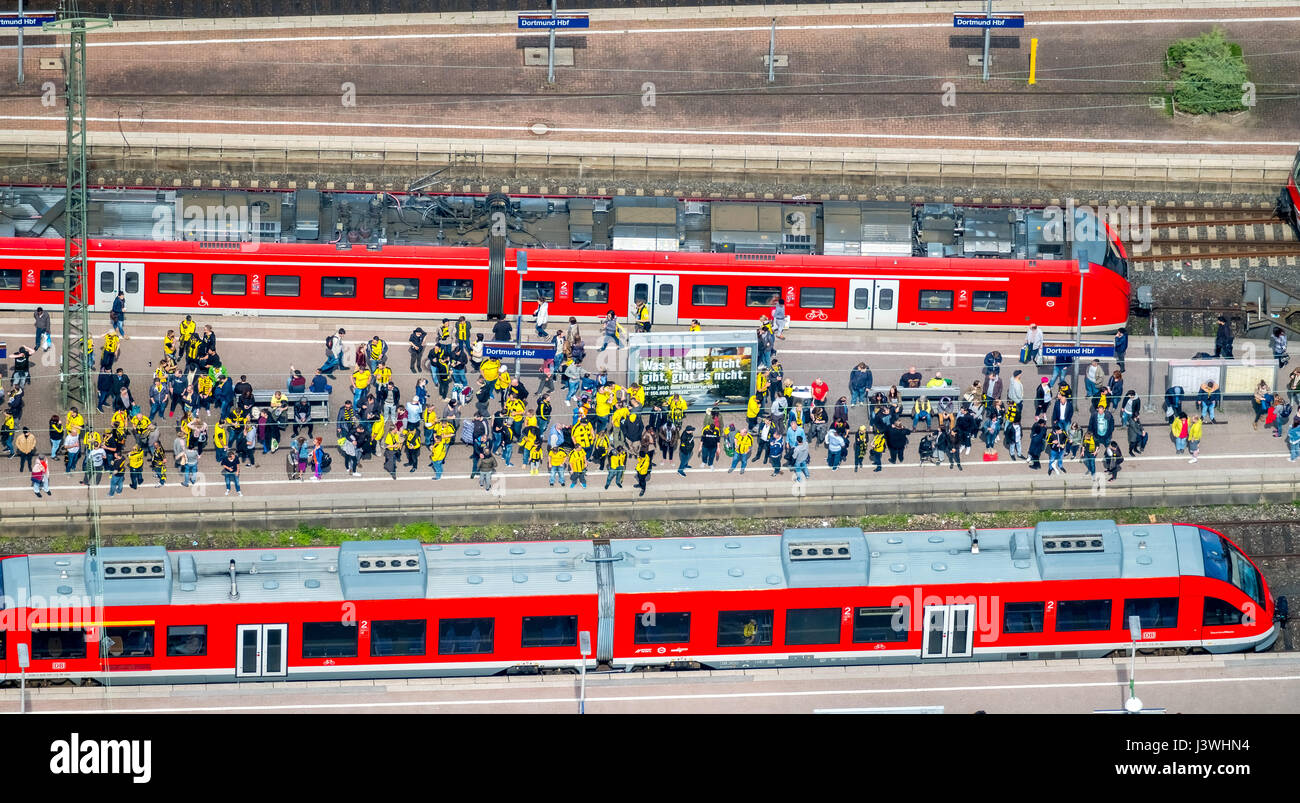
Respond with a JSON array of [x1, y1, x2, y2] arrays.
[[53, 662, 66, 670], [657, 647, 666, 654], [1045, 300, 1055, 307]]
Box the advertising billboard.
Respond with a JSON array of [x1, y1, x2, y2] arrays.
[[628, 331, 757, 411]]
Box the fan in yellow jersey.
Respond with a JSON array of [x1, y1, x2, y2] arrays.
[[547, 446, 568, 487], [567, 447, 588, 489], [604, 447, 627, 489], [403, 427, 422, 473]]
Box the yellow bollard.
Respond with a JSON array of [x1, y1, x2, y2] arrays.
[[1029, 37, 1038, 85]]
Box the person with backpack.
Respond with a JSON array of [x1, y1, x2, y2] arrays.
[[1104, 441, 1124, 481], [1270, 397, 1293, 438], [1214, 315, 1234, 358], [1027, 415, 1046, 470], [1271, 326, 1289, 368]]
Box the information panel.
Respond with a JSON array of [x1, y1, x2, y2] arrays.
[[628, 331, 756, 411]]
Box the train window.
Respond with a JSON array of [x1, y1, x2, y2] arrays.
[[321, 276, 357, 298], [717, 609, 774, 647], [745, 286, 781, 307], [0, 269, 19, 291], [851, 606, 909, 643], [853, 287, 870, 310], [157, 272, 194, 295], [633, 611, 691, 644], [521, 615, 579, 648], [1203, 597, 1245, 627], [633, 283, 649, 305], [973, 290, 1008, 312], [799, 287, 836, 309], [40, 270, 67, 291], [1041, 282, 1063, 298], [691, 285, 728, 307], [878, 288, 894, 310], [1002, 602, 1045, 634], [522, 280, 555, 302], [784, 608, 842, 646], [918, 289, 953, 311], [104, 625, 154, 658], [658, 283, 674, 306], [384, 277, 420, 300], [265, 275, 300, 297], [31, 629, 88, 660], [437, 278, 474, 301], [1123, 598, 1179, 630], [1055, 599, 1113, 632], [212, 274, 247, 296], [99, 271, 114, 293], [166, 625, 208, 657], [371, 619, 427, 657], [572, 282, 609, 304], [438, 618, 495, 655], [301, 621, 358, 658], [124, 273, 139, 294]]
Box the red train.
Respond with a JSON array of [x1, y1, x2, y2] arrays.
[[1282, 147, 1300, 239], [0, 520, 1280, 685], [0, 235, 1131, 333]]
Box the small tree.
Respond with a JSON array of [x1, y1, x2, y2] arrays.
[[1165, 28, 1250, 115]]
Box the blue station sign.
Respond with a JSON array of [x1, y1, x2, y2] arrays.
[[483, 341, 557, 361], [0, 14, 57, 27], [953, 13, 1025, 29], [1042, 341, 1116, 359], [518, 15, 590, 29]]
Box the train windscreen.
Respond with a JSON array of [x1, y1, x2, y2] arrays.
[[1200, 529, 1265, 607], [1102, 235, 1128, 280]]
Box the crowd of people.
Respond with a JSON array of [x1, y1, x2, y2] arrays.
[[5, 298, 1300, 501]]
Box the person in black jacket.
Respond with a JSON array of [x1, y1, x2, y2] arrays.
[[408, 327, 427, 374], [884, 419, 910, 464], [622, 412, 645, 444], [849, 362, 873, 407], [95, 368, 115, 412], [938, 424, 961, 470], [1027, 415, 1047, 469], [956, 406, 980, 455], [1213, 315, 1234, 358]]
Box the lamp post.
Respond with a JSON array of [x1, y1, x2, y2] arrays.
[[981, 0, 993, 82], [1075, 258, 1089, 392], [578, 630, 591, 715], [515, 251, 527, 377], [1125, 615, 1143, 713]]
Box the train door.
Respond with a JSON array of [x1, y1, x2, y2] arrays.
[[235, 624, 288, 679], [847, 279, 899, 329], [920, 604, 975, 659], [628, 274, 680, 326], [93, 262, 145, 313]]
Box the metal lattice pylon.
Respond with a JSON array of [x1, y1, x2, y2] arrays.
[[44, 4, 111, 413]]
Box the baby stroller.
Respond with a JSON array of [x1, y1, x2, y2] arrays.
[[917, 435, 942, 466]]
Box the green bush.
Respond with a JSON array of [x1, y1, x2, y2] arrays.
[[1165, 28, 1250, 115]]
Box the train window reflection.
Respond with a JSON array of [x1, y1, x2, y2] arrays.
[[0, 269, 19, 291], [371, 619, 426, 657], [1202, 597, 1245, 627], [383, 277, 419, 300], [99, 271, 115, 293], [166, 625, 208, 656], [105, 626, 154, 657], [972, 290, 1008, 312], [717, 609, 773, 647], [212, 274, 247, 296], [852, 606, 909, 643], [572, 282, 609, 304], [1002, 602, 1045, 633], [745, 286, 780, 307], [691, 285, 728, 306], [799, 287, 835, 309], [438, 617, 495, 655], [321, 276, 357, 298], [853, 288, 870, 310], [301, 621, 357, 658], [918, 289, 952, 311], [1123, 597, 1179, 630], [437, 278, 474, 301], [522, 280, 555, 302], [157, 272, 193, 295], [31, 630, 88, 660], [784, 608, 841, 646], [40, 270, 67, 292], [1055, 599, 1112, 632], [633, 611, 690, 644], [265, 275, 300, 297], [521, 615, 579, 648]]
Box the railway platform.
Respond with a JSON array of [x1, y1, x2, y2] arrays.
[[1, 312, 1296, 534]]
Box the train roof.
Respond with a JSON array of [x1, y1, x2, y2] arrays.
[[610, 520, 1204, 594], [3, 540, 599, 608], [0, 521, 1207, 609]]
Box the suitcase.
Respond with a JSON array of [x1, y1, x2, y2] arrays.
[[1019, 344, 1031, 364]]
